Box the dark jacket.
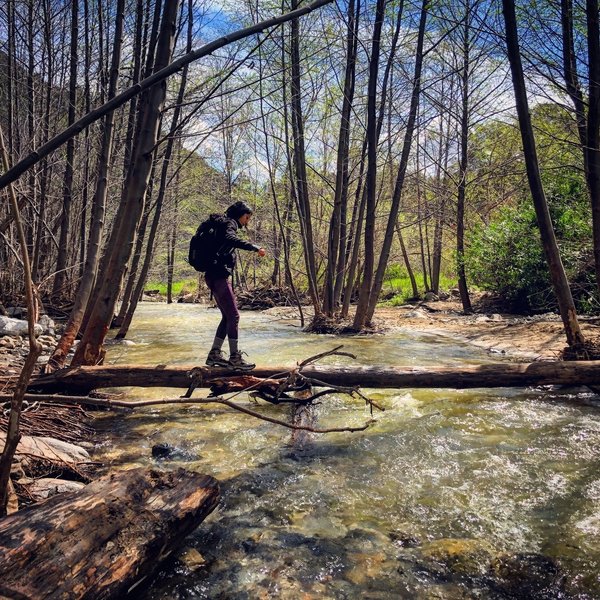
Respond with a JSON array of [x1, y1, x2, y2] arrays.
[[206, 217, 259, 279]]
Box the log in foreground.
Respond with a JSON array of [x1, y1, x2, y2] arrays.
[[20, 360, 600, 393], [0, 467, 219, 599]]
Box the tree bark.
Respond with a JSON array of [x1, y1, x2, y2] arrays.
[[502, 0, 585, 349], [363, 0, 429, 326], [52, 0, 79, 300], [20, 360, 600, 394], [352, 0, 386, 329], [0, 468, 219, 600], [72, 0, 180, 366], [323, 0, 359, 316], [289, 0, 320, 311], [45, 0, 126, 373], [457, 0, 473, 313]]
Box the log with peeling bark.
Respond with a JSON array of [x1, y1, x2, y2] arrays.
[[8, 360, 600, 394], [0, 467, 219, 599]]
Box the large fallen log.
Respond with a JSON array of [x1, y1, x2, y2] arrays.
[[10, 360, 600, 393], [0, 467, 219, 599]]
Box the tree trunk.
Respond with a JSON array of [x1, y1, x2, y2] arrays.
[[502, 0, 585, 349], [52, 0, 78, 300], [289, 0, 320, 312], [352, 0, 386, 330], [21, 360, 600, 394], [395, 223, 419, 299], [0, 468, 219, 599], [363, 0, 429, 325], [457, 1, 473, 313], [72, 0, 179, 366], [323, 0, 359, 316], [46, 0, 126, 373], [585, 0, 600, 296]]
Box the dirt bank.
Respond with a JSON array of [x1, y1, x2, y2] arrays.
[[374, 301, 600, 361]]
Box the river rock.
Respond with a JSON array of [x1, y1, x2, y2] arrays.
[[404, 308, 430, 319], [424, 292, 439, 302], [38, 314, 55, 335], [419, 537, 497, 578], [489, 552, 563, 597], [18, 477, 86, 501], [0, 316, 43, 337], [0, 432, 90, 465], [0, 336, 16, 349], [178, 547, 207, 571], [177, 293, 198, 304]]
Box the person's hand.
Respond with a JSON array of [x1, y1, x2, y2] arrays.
[[257, 247, 266, 257]]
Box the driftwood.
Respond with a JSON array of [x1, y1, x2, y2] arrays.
[[12, 360, 600, 393], [0, 467, 219, 599]]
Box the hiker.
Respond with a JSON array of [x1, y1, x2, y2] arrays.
[[204, 201, 266, 370]]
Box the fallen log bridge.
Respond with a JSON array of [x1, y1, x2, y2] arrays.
[[21, 360, 600, 393], [0, 467, 220, 599]]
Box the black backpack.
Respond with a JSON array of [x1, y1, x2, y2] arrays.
[[188, 214, 228, 272]]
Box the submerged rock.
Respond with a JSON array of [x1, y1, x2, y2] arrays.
[[489, 552, 563, 598], [418, 537, 497, 578]]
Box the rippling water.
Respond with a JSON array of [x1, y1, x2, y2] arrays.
[[94, 303, 600, 599]]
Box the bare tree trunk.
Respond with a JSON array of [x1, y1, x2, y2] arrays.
[[396, 223, 418, 299], [116, 0, 194, 340], [289, 0, 320, 312], [0, 126, 42, 517], [502, 0, 585, 349], [352, 0, 386, 329], [585, 0, 600, 296], [52, 0, 79, 300], [258, 24, 304, 323], [79, 0, 93, 279], [323, 0, 359, 316], [457, 1, 473, 313], [72, 0, 180, 366], [46, 0, 126, 373], [362, 0, 429, 326]]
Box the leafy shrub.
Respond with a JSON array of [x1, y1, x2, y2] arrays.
[[466, 189, 595, 314]]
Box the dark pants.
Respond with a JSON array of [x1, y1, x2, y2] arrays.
[[206, 276, 239, 341]]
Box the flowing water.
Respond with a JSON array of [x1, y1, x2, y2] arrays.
[[93, 303, 600, 599]]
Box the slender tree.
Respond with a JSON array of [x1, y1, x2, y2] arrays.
[[502, 0, 585, 349]]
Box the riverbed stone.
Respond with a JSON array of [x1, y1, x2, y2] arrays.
[[38, 314, 55, 335], [0, 337, 16, 349], [419, 538, 497, 578], [18, 477, 86, 500], [178, 547, 207, 571], [489, 552, 563, 597], [0, 316, 43, 337]]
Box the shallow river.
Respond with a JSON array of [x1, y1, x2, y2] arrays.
[[94, 303, 600, 599]]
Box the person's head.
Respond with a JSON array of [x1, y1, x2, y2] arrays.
[[226, 201, 254, 227]]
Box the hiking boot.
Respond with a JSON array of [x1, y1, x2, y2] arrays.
[[205, 348, 229, 367], [228, 351, 255, 371]]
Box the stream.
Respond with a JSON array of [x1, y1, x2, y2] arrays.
[[93, 303, 600, 599]]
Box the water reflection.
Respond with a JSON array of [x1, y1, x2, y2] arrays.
[[93, 304, 600, 598]]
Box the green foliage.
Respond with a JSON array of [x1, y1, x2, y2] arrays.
[[466, 191, 594, 314], [465, 102, 597, 314], [145, 278, 198, 297], [381, 267, 456, 305]]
